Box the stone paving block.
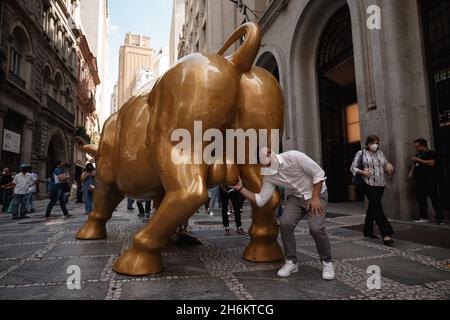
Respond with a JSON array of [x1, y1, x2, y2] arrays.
[[302, 241, 385, 259], [45, 242, 122, 258], [0, 261, 16, 273], [413, 247, 450, 261], [0, 282, 109, 300], [348, 256, 450, 286], [119, 277, 236, 300], [234, 268, 360, 300], [0, 233, 52, 245], [0, 243, 45, 260], [207, 236, 250, 249], [0, 256, 110, 286]]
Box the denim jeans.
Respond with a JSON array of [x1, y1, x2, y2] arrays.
[[11, 194, 28, 218], [45, 185, 69, 217], [26, 192, 36, 213], [84, 189, 93, 214]]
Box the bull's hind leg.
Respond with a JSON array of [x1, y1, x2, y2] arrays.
[[112, 164, 208, 276], [76, 183, 124, 240], [240, 164, 283, 262]]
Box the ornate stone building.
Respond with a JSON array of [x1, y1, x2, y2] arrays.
[[174, 0, 450, 220], [0, 0, 98, 195]]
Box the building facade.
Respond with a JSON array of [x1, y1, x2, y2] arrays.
[[175, 0, 450, 220], [0, 0, 86, 195], [110, 83, 118, 115], [170, 0, 185, 65], [117, 33, 154, 109], [74, 31, 100, 180], [79, 0, 109, 131]]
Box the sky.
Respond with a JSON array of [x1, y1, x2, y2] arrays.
[[106, 0, 173, 112]]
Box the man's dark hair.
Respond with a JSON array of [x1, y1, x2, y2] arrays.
[[56, 160, 63, 167], [414, 138, 428, 148], [86, 163, 94, 172]]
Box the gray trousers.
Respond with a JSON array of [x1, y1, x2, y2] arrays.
[[280, 192, 332, 263]]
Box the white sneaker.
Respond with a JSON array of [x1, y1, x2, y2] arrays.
[[414, 219, 430, 223], [277, 260, 298, 278], [208, 211, 214, 217], [322, 261, 335, 281], [227, 210, 233, 216]]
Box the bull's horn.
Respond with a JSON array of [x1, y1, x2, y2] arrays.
[[217, 22, 261, 74]]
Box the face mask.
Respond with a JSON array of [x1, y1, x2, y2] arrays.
[[369, 144, 379, 152]]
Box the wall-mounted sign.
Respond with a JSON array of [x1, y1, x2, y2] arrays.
[[3, 129, 21, 154]]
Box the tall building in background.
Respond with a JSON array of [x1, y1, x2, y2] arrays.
[[110, 83, 118, 115], [169, 0, 185, 65], [79, 0, 109, 131], [117, 33, 153, 108]]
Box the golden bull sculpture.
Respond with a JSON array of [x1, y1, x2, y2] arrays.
[[77, 22, 285, 276]]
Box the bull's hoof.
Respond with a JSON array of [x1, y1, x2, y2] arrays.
[[76, 219, 107, 240], [243, 240, 284, 262], [113, 246, 162, 276]]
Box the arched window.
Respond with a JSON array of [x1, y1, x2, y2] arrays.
[[53, 72, 63, 102], [9, 25, 32, 89], [42, 65, 52, 97]]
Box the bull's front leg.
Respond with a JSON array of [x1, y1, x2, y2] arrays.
[[239, 164, 284, 262], [112, 163, 209, 276], [77, 181, 124, 240]]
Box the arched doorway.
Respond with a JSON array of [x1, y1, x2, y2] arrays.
[[317, 5, 361, 202], [256, 51, 284, 152], [46, 133, 67, 180], [256, 52, 280, 83], [420, 0, 450, 209]]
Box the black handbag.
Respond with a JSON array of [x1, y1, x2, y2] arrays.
[[352, 151, 365, 185], [62, 182, 71, 193]]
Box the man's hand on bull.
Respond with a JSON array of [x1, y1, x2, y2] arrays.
[[230, 177, 244, 191]]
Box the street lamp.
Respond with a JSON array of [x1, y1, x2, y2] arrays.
[[229, 0, 259, 22]]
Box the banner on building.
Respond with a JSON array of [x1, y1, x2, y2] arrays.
[[3, 129, 21, 154]]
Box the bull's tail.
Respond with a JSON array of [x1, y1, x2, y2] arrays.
[[80, 144, 99, 158], [217, 22, 261, 74]]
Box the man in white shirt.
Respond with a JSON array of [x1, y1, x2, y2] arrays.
[[232, 148, 335, 280], [11, 164, 37, 219]]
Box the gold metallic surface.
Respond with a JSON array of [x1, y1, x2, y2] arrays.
[[76, 22, 285, 276]]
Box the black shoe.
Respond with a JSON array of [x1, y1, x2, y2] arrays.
[[383, 238, 394, 246], [364, 234, 379, 239], [12, 216, 19, 220], [20, 216, 30, 219], [64, 214, 73, 219]]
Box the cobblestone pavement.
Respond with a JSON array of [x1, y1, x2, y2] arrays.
[[0, 199, 449, 300]]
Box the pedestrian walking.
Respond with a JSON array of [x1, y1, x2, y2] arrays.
[[232, 148, 335, 280], [220, 185, 246, 237], [409, 138, 444, 225], [0, 168, 13, 213], [11, 164, 37, 220], [137, 201, 151, 218], [205, 186, 219, 216], [25, 167, 39, 213], [45, 161, 72, 219], [127, 198, 135, 210], [81, 163, 96, 215], [351, 135, 395, 246]]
